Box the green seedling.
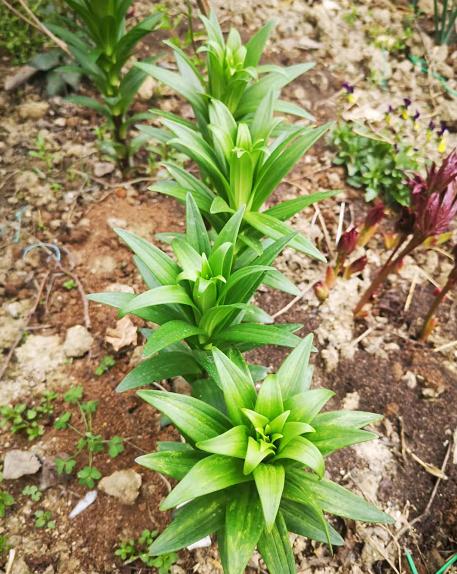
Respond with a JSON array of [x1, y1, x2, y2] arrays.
[[0, 391, 58, 441], [94, 355, 116, 376], [22, 485, 42, 502], [34, 510, 55, 529], [54, 386, 124, 488]]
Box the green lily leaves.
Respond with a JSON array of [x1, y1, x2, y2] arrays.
[[136, 343, 393, 574], [88, 193, 304, 393]]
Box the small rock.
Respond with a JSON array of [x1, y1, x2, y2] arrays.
[[341, 391, 360, 410], [98, 469, 142, 505], [63, 325, 94, 358], [107, 217, 127, 229], [94, 162, 116, 178], [15, 335, 65, 381], [402, 371, 417, 389], [39, 457, 61, 490], [138, 76, 156, 100], [105, 283, 135, 294], [90, 255, 117, 275], [385, 402, 400, 417], [11, 557, 31, 574], [18, 101, 49, 120], [54, 117, 67, 127], [392, 362, 403, 381], [3, 450, 41, 479]]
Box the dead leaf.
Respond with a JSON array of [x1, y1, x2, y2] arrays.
[[407, 448, 448, 480], [105, 317, 137, 351]]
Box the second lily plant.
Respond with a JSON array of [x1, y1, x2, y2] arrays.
[[88, 11, 393, 574]]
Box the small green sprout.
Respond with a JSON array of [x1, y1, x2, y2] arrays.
[[94, 356, 116, 376], [22, 485, 42, 502], [63, 279, 77, 290], [34, 510, 55, 529]]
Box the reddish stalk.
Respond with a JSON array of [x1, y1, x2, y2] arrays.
[[420, 269, 457, 340], [354, 234, 424, 315]]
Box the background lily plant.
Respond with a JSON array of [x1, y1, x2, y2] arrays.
[[88, 194, 308, 397], [136, 337, 393, 574], [49, 0, 164, 170]]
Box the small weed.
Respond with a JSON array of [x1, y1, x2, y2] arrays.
[[22, 485, 42, 502], [28, 135, 60, 173], [343, 8, 358, 26], [63, 279, 77, 290], [54, 386, 124, 488], [0, 535, 12, 556], [115, 530, 178, 573], [94, 355, 116, 376], [0, 391, 58, 441], [34, 510, 55, 529]]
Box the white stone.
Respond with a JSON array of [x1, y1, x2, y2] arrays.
[[63, 325, 94, 358]]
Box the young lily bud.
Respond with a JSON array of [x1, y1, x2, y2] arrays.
[[357, 205, 384, 247], [337, 228, 358, 257], [395, 207, 416, 236], [343, 256, 367, 279], [325, 265, 337, 289], [314, 280, 329, 302], [422, 231, 452, 247], [354, 306, 370, 320]]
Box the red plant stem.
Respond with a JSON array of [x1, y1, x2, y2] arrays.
[[419, 278, 454, 340], [354, 234, 424, 314]]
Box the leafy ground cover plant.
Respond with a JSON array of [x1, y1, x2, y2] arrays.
[[53, 386, 124, 487], [115, 529, 178, 572], [30, 48, 81, 97], [0, 390, 58, 441], [88, 195, 310, 396], [354, 149, 457, 315], [34, 509, 55, 529], [136, 336, 392, 574], [0, 466, 14, 518], [47, 0, 164, 170], [331, 98, 447, 206]]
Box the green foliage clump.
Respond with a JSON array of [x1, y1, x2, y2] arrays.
[[34, 509, 55, 529], [0, 1, 53, 65], [331, 121, 420, 206], [135, 338, 393, 573], [0, 390, 58, 441], [115, 530, 178, 572]]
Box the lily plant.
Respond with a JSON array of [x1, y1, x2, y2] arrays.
[[88, 194, 307, 395], [137, 337, 393, 574], [149, 91, 336, 259], [135, 11, 316, 142], [49, 0, 164, 170]]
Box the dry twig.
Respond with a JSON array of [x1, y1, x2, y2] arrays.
[[271, 284, 314, 319]]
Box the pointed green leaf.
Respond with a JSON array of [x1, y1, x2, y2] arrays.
[[279, 421, 315, 451], [119, 285, 196, 317], [264, 190, 341, 221], [284, 389, 335, 423], [277, 333, 314, 400], [200, 304, 251, 338], [161, 455, 251, 510], [172, 238, 201, 272], [255, 375, 283, 421], [312, 410, 383, 429], [241, 409, 269, 428], [273, 436, 325, 478], [257, 511, 296, 574], [287, 469, 394, 523], [262, 269, 301, 297], [157, 442, 194, 452], [149, 491, 227, 555], [253, 464, 285, 532], [136, 450, 206, 479], [221, 483, 264, 574], [244, 437, 273, 475], [280, 499, 344, 546], [137, 390, 232, 442], [115, 228, 180, 285], [212, 348, 256, 426], [243, 212, 324, 261], [143, 321, 205, 359], [116, 352, 202, 392], [211, 205, 246, 254], [186, 193, 211, 255], [197, 426, 249, 458], [213, 324, 302, 349], [307, 426, 378, 456]]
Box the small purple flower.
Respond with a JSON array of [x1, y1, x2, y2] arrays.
[[403, 98, 411, 108], [342, 82, 354, 94], [394, 142, 399, 154], [428, 120, 436, 131], [388, 105, 393, 114], [413, 148, 418, 152], [413, 110, 420, 122], [439, 122, 447, 137]]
